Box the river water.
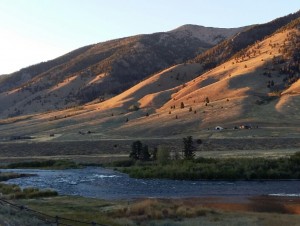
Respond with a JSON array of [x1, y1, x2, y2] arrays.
[[2, 167, 300, 200]]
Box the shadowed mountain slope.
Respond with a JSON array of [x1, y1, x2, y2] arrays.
[[192, 10, 300, 71]]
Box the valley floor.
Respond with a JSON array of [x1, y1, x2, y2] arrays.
[[0, 135, 299, 225]]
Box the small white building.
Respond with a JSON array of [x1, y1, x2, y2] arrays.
[[215, 126, 224, 131]]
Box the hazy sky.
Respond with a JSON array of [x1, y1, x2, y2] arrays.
[[1, 0, 300, 75]]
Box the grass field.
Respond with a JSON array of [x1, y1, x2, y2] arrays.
[[0, 196, 297, 226]]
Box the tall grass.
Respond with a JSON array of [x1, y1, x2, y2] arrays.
[[0, 183, 58, 199], [0, 204, 53, 226]]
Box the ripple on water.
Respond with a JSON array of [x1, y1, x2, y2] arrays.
[[269, 193, 300, 197], [92, 174, 121, 178]]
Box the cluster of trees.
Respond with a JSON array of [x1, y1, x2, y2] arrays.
[[129, 136, 198, 163], [129, 141, 152, 161]]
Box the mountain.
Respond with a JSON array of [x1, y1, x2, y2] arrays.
[[0, 14, 299, 141], [0, 25, 244, 118], [0, 12, 300, 140]]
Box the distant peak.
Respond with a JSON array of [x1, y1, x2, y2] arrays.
[[168, 24, 246, 45], [170, 24, 243, 33], [170, 24, 207, 32]]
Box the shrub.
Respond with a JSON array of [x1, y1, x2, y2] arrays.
[[291, 151, 300, 164], [205, 97, 210, 103], [128, 105, 139, 111], [157, 146, 170, 165], [0, 183, 58, 199]]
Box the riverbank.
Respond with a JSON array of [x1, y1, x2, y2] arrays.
[[1, 166, 300, 225], [2, 159, 81, 170]]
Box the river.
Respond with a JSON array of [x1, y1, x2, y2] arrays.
[[2, 167, 300, 200]]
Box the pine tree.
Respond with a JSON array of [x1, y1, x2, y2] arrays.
[[182, 136, 195, 160], [140, 145, 150, 161], [129, 141, 143, 160]]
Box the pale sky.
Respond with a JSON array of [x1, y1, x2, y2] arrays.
[[0, 0, 300, 75]]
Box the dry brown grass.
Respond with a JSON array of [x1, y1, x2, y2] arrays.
[[109, 198, 218, 222]]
